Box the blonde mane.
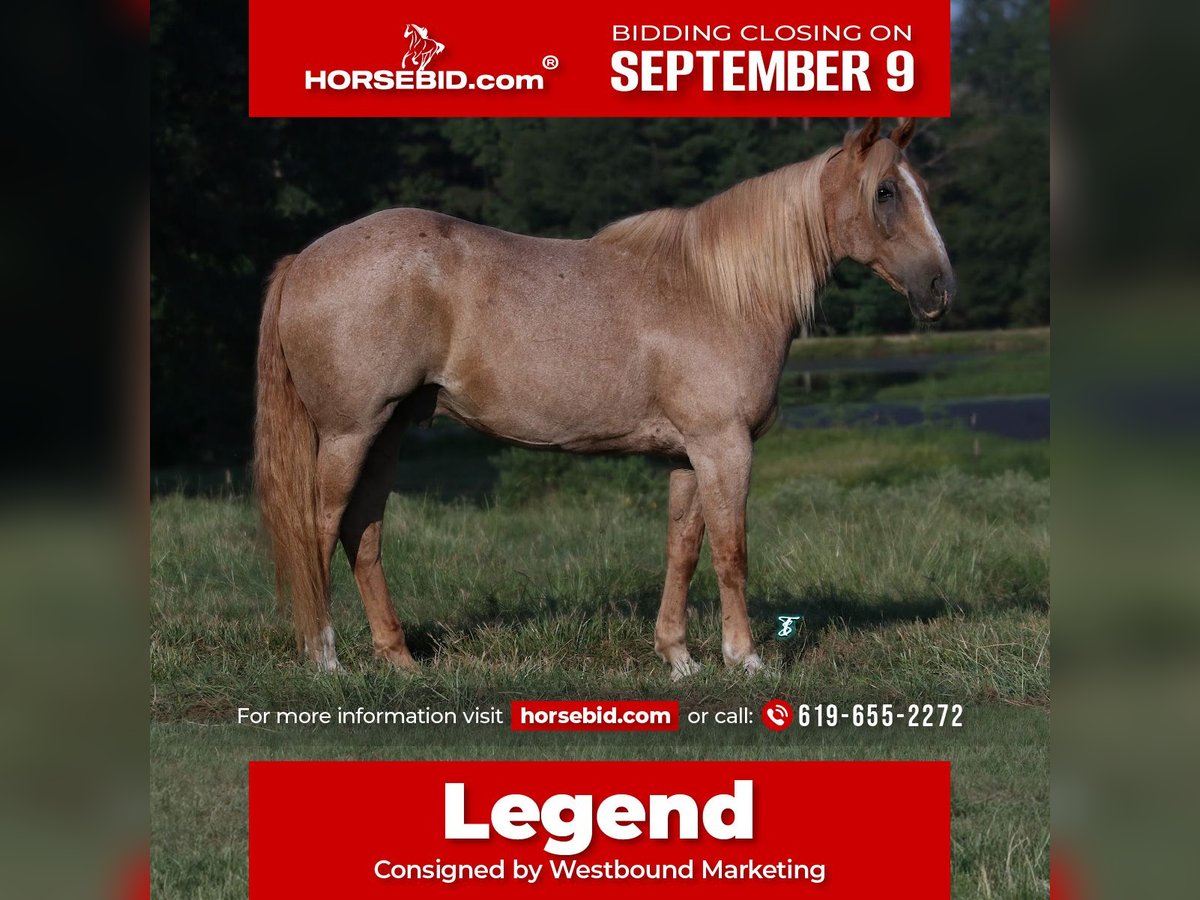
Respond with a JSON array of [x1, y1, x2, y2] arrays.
[[594, 147, 840, 327]]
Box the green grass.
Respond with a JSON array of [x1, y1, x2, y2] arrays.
[[788, 326, 1050, 363], [779, 349, 1050, 410], [151, 425, 1049, 710], [753, 423, 1048, 488], [151, 422, 1048, 898], [151, 467, 1048, 717]]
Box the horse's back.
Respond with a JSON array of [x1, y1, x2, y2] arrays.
[[275, 208, 658, 441], [290, 207, 589, 295]]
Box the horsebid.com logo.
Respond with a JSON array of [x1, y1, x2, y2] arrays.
[[304, 21, 551, 92], [401, 23, 444, 71]]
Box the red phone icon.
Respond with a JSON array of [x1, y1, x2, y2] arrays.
[[761, 699, 793, 731]]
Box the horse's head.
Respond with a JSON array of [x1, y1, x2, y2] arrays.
[[822, 118, 955, 322], [404, 23, 427, 39]]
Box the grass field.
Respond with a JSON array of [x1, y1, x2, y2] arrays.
[[152, 330, 1050, 898], [788, 325, 1050, 363]]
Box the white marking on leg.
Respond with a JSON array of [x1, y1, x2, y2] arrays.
[[724, 640, 764, 674], [670, 654, 702, 681], [308, 624, 340, 673]]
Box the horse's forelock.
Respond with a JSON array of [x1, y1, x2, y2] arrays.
[[856, 139, 903, 210]]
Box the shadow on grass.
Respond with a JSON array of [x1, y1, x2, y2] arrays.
[[396, 587, 667, 662], [751, 592, 950, 668], [393, 583, 1005, 667]]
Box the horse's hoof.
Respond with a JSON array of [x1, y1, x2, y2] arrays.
[[669, 657, 703, 682], [722, 651, 765, 674], [377, 646, 419, 672], [741, 653, 765, 674]]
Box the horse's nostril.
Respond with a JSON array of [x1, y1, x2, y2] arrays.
[[931, 274, 944, 295]]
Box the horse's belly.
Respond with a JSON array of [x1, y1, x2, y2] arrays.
[[433, 379, 685, 457]]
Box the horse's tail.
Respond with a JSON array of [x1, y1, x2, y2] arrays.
[[253, 254, 326, 657]]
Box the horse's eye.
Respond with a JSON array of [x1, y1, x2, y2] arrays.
[[876, 185, 894, 202]]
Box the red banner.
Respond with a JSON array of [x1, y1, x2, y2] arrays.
[[510, 701, 679, 731], [249, 0, 951, 117], [249, 760, 950, 898]]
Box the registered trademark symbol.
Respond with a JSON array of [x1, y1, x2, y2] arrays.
[[542, 55, 559, 70]]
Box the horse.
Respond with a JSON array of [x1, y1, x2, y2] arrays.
[[402, 24, 444, 72], [254, 118, 955, 676]]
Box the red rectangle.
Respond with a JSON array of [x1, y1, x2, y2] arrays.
[[249, 0, 951, 117], [249, 760, 949, 898], [511, 701, 678, 731]]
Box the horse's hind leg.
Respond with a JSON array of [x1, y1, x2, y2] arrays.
[[338, 414, 416, 670], [655, 467, 705, 679], [307, 430, 381, 670]]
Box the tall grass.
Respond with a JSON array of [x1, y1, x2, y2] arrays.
[[152, 431, 1048, 717]]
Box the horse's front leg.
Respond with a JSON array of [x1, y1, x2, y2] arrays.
[[655, 467, 705, 679], [689, 429, 763, 673]]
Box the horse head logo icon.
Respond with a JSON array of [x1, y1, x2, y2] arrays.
[[402, 23, 446, 72]]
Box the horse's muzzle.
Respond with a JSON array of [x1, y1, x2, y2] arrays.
[[911, 271, 955, 322]]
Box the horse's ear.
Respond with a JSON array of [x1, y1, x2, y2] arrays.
[[890, 118, 917, 149], [847, 117, 881, 156]]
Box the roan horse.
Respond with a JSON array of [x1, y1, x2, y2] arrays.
[[255, 118, 954, 676]]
